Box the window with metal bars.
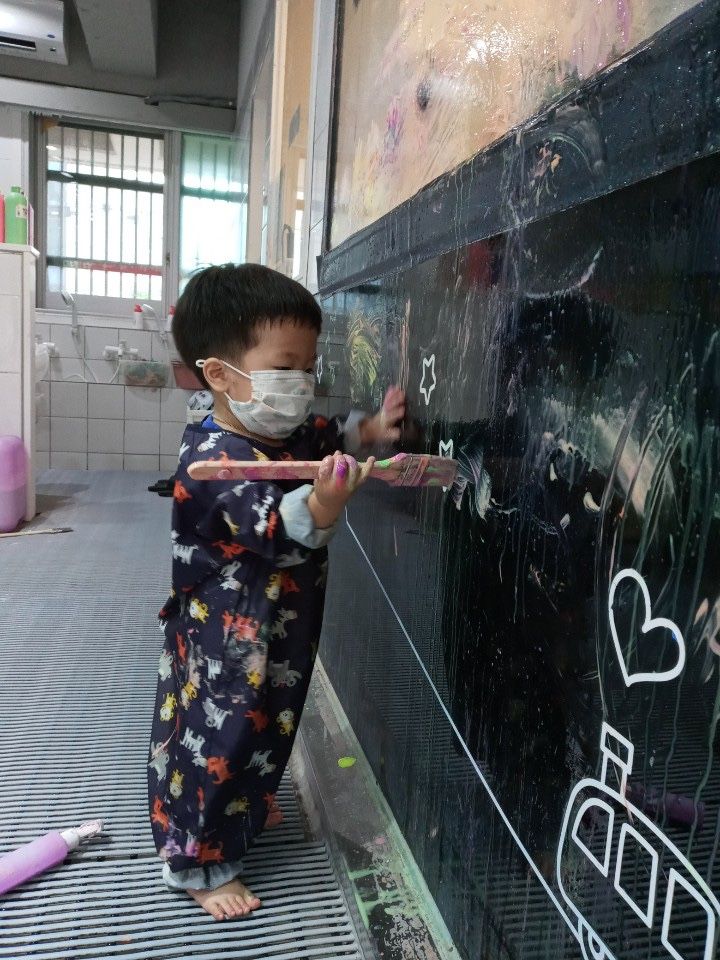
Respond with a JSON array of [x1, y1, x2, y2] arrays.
[[179, 134, 247, 292], [43, 120, 165, 309], [37, 118, 249, 316]]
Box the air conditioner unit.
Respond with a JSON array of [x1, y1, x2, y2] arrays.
[[0, 0, 67, 65]]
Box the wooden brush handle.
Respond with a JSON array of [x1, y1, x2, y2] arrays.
[[187, 453, 457, 488]]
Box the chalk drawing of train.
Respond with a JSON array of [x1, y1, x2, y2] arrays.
[[556, 722, 720, 960], [556, 721, 720, 960]]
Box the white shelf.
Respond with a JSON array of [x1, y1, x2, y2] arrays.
[[0, 242, 39, 256], [0, 246, 38, 519]]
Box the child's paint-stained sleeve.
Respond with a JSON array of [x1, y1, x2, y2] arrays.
[[195, 479, 335, 557]]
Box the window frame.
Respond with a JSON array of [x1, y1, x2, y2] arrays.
[[35, 116, 183, 319]]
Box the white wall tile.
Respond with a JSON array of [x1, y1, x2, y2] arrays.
[[85, 325, 118, 360], [50, 381, 88, 418], [151, 332, 178, 361], [51, 417, 87, 453], [124, 454, 160, 471], [36, 387, 50, 418], [88, 419, 124, 454], [125, 419, 160, 455], [160, 454, 180, 472], [88, 359, 121, 384], [49, 357, 84, 381], [161, 388, 190, 422], [160, 420, 184, 456], [120, 330, 152, 359], [88, 383, 124, 419], [36, 322, 50, 341], [125, 386, 162, 421], [36, 416, 50, 452], [51, 451, 88, 469], [88, 453, 124, 470], [35, 451, 50, 471], [51, 324, 84, 358]]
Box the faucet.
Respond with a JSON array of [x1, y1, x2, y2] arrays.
[[60, 291, 79, 334], [142, 303, 167, 344]]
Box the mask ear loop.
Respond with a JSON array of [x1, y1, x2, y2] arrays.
[[195, 358, 251, 379]]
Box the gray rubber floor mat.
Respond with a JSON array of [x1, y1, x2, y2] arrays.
[[0, 471, 362, 960]]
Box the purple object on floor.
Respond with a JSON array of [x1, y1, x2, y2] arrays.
[[0, 820, 104, 896], [627, 783, 705, 829], [0, 435, 26, 533]]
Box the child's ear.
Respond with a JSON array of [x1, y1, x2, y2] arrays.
[[201, 358, 229, 390]]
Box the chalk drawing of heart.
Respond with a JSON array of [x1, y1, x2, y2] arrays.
[[608, 568, 686, 686]]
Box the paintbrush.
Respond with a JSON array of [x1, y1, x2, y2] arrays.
[[0, 526, 72, 540], [188, 452, 458, 488]]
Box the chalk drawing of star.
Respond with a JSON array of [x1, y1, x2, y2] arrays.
[[315, 354, 323, 383], [420, 354, 437, 406], [439, 439, 454, 492]]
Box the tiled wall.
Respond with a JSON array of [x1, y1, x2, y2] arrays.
[[35, 316, 191, 472]]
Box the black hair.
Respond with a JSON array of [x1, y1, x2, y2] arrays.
[[173, 263, 322, 386]]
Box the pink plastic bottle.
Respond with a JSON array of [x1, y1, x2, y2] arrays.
[[0, 436, 27, 532]]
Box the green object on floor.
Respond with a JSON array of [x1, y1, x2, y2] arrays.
[[338, 756, 356, 768]]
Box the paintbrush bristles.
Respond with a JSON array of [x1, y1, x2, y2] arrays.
[[371, 454, 458, 487], [187, 453, 458, 488]]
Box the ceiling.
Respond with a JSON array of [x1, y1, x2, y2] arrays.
[[73, 0, 158, 77], [0, 0, 243, 105]]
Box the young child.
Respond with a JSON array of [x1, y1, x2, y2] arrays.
[[147, 263, 405, 921]]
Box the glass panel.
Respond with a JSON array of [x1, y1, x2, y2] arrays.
[[179, 133, 248, 293], [108, 132, 124, 179], [46, 179, 62, 256], [330, 0, 700, 246], [121, 189, 137, 268], [45, 121, 62, 172], [152, 136, 165, 185], [92, 130, 107, 177], [106, 187, 122, 263], [106, 270, 121, 298], [122, 135, 138, 182], [179, 195, 245, 290], [319, 148, 720, 960]]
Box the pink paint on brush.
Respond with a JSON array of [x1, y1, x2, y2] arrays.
[[188, 452, 458, 488]]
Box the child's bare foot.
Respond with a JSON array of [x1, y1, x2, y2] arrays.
[[188, 879, 261, 920], [264, 801, 284, 829]]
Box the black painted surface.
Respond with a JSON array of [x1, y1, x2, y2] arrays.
[[319, 151, 720, 960]]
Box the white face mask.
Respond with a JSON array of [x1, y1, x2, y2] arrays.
[[196, 359, 315, 439]]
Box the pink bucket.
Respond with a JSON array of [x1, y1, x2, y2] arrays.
[[0, 436, 27, 532]]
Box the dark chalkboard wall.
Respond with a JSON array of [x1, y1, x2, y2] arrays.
[[318, 6, 720, 960]]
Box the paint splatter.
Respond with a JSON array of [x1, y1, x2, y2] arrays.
[[452, 440, 492, 517]]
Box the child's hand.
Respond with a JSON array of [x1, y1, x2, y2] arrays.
[[360, 386, 406, 446], [308, 452, 376, 528]]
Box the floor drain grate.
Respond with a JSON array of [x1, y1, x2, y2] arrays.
[[0, 471, 362, 960]]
